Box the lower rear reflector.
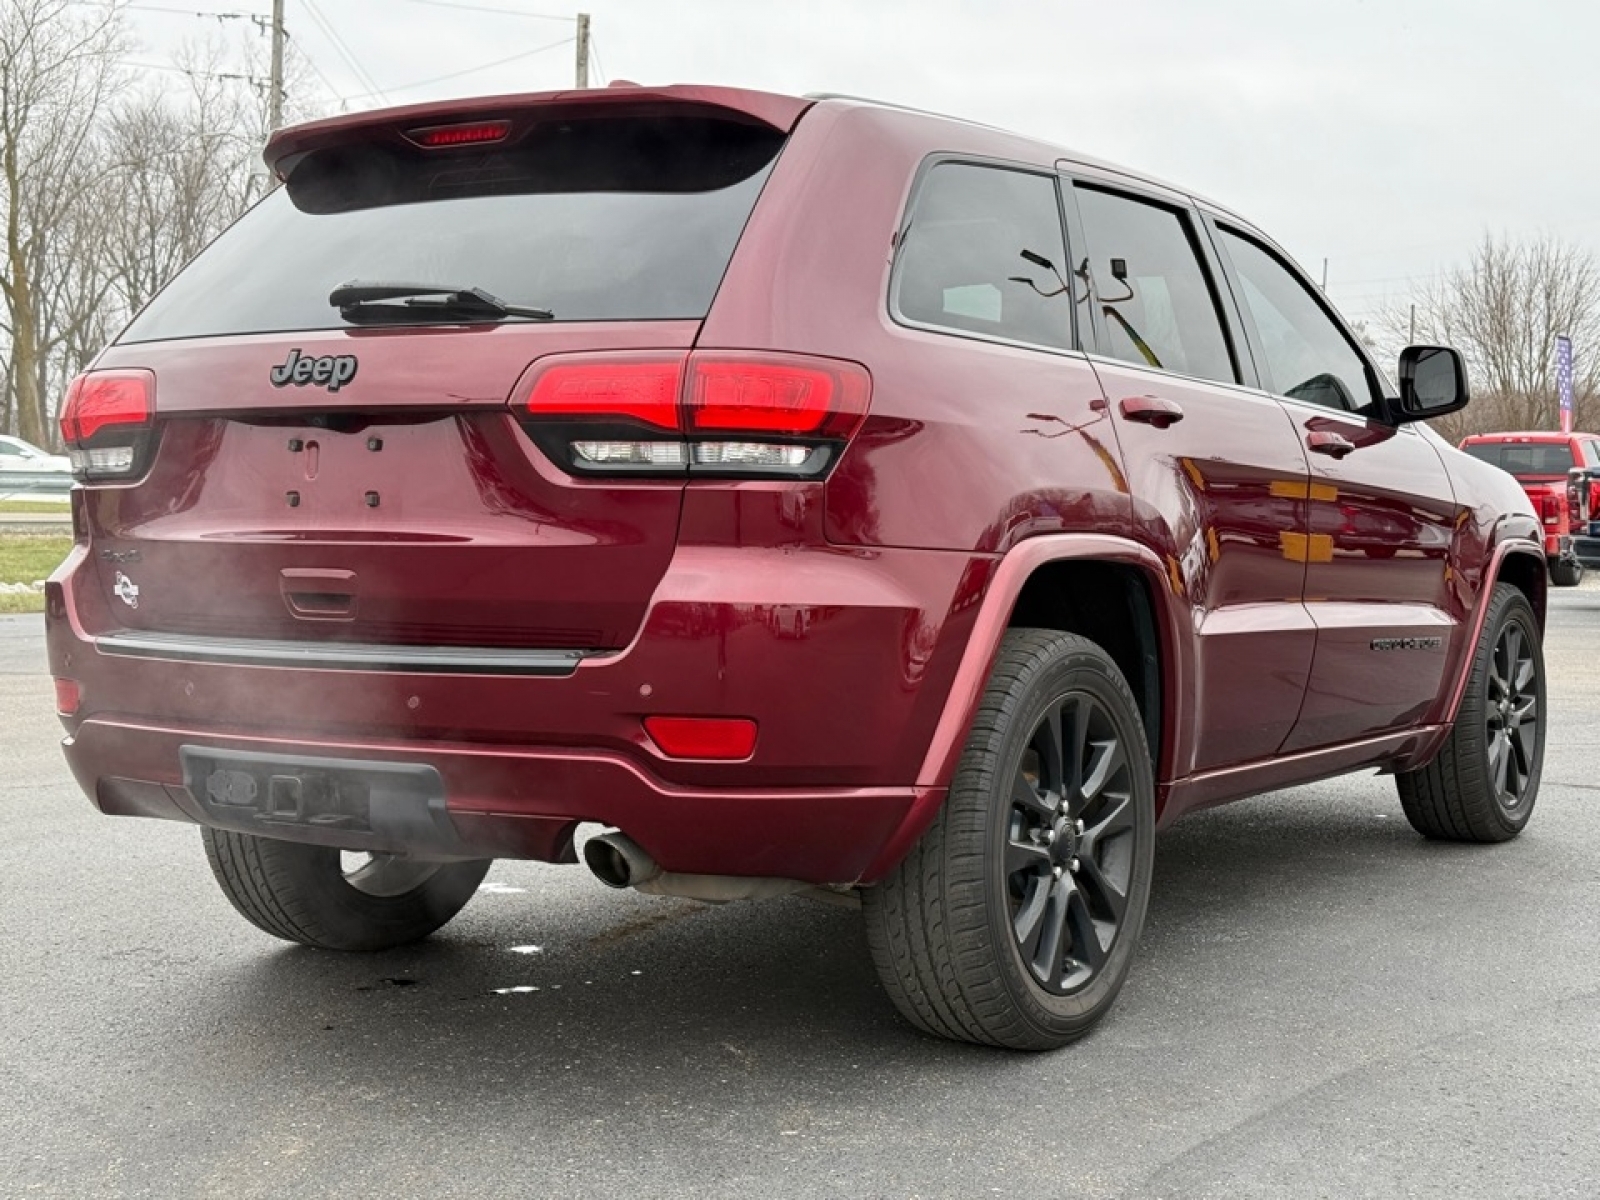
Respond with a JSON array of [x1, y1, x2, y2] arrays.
[[54, 678, 81, 715], [643, 716, 758, 760]]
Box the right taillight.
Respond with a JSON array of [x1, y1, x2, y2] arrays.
[[513, 350, 871, 480], [1541, 493, 1562, 525], [59, 369, 157, 480]]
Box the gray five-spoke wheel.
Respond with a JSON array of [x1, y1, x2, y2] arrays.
[[1485, 619, 1539, 811], [1007, 692, 1137, 995], [1395, 582, 1544, 844], [863, 629, 1155, 1049]]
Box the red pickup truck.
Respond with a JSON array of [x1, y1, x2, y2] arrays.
[[1459, 431, 1600, 586]]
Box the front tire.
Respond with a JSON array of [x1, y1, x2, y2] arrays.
[[1395, 582, 1544, 842], [864, 629, 1156, 1050], [202, 828, 491, 951]]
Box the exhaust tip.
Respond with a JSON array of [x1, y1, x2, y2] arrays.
[[583, 837, 634, 889], [582, 831, 661, 889]]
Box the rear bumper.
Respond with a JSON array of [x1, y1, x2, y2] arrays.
[[48, 541, 987, 884], [66, 716, 939, 883], [1573, 532, 1600, 565]]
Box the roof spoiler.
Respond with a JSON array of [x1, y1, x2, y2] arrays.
[[264, 85, 813, 180]]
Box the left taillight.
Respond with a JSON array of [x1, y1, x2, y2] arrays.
[[512, 350, 871, 480], [59, 369, 156, 480]]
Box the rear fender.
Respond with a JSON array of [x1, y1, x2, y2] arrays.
[[861, 534, 1185, 882]]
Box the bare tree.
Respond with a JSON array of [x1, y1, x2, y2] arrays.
[[1387, 235, 1600, 439], [99, 55, 265, 319], [0, 0, 126, 446]]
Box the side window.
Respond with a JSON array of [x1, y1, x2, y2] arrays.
[[1072, 186, 1236, 385], [1581, 440, 1600, 468], [1219, 229, 1376, 412], [892, 162, 1072, 351]]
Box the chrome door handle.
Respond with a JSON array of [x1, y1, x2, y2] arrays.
[[1307, 431, 1356, 459], [1119, 395, 1184, 429]]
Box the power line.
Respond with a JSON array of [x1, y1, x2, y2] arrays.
[[344, 34, 573, 99], [290, 42, 344, 104], [299, 0, 389, 103], [393, 0, 576, 20], [117, 57, 270, 87], [588, 31, 605, 85]]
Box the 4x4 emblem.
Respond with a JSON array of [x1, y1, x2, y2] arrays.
[[270, 348, 358, 393], [113, 571, 140, 609]]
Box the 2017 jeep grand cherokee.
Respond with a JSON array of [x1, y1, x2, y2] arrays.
[[46, 85, 1546, 1050]]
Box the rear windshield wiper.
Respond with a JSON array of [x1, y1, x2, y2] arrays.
[[330, 281, 554, 323]]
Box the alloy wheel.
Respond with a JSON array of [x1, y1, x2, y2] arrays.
[[1005, 691, 1138, 995], [1486, 618, 1539, 811]]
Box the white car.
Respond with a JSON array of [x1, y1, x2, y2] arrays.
[[0, 434, 72, 475], [0, 434, 72, 493]]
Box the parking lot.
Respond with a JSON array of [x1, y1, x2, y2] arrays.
[[3, 587, 1598, 1200]]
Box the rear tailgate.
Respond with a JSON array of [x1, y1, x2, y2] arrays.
[[72, 87, 807, 652], [85, 325, 699, 649]]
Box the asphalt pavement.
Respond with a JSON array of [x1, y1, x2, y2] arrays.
[[3, 589, 1599, 1199]]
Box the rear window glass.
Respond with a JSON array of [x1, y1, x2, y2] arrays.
[[119, 114, 785, 343], [1461, 442, 1576, 474]]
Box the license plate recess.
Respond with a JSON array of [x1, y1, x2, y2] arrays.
[[179, 746, 464, 856]]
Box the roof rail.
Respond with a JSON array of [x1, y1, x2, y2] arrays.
[[802, 92, 1009, 135]]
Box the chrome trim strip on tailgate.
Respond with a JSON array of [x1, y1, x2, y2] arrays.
[[96, 631, 594, 675]]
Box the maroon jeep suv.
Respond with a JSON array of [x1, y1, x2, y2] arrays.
[[47, 85, 1546, 1050]]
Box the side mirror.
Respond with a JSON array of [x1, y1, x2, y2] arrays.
[[1395, 345, 1469, 422]]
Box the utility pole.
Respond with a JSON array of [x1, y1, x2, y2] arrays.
[[1320, 257, 1328, 292], [1409, 303, 1416, 344], [575, 12, 590, 88], [269, 0, 285, 130]]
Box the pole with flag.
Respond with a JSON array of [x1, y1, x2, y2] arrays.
[[1557, 335, 1574, 433]]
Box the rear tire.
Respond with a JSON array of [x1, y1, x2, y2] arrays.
[[1395, 583, 1544, 842], [863, 629, 1155, 1050], [202, 828, 491, 951], [1549, 556, 1583, 587]]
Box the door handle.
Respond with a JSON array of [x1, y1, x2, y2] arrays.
[[1307, 430, 1356, 459], [1119, 395, 1185, 429]]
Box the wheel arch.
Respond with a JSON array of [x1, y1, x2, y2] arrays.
[[862, 535, 1187, 883], [1432, 538, 1547, 736], [1496, 544, 1548, 632]]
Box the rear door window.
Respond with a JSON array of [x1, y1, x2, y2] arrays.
[[119, 114, 786, 343], [891, 162, 1074, 351], [1072, 186, 1237, 385]]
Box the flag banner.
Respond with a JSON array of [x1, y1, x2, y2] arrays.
[[1557, 335, 1574, 434]]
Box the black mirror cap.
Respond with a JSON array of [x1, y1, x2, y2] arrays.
[[1395, 345, 1470, 423]]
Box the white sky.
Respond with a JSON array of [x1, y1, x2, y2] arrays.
[[123, 0, 1599, 339]]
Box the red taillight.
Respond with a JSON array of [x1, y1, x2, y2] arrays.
[[643, 716, 758, 760], [513, 351, 872, 479], [1541, 493, 1561, 524], [686, 353, 870, 439], [59, 370, 154, 444], [406, 120, 511, 148], [54, 678, 80, 716], [525, 356, 684, 430]]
